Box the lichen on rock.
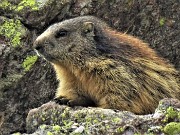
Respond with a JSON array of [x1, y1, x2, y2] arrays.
[[0, 0, 16, 11], [22, 55, 38, 71], [0, 0, 180, 135], [0, 0, 40, 12], [16, 0, 40, 11], [21, 98, 180, 135], [0, 17, 27, 47], [163, 122, 180, 135]]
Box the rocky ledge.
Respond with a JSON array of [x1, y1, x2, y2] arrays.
[[12, 98, 180, 135]]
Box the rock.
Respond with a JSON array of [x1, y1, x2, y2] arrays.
[[0, 0, 180, 134], [0, 0, 72, 29], [0, 16, 29, 134], [0, 15, 57, 135], [0, 16, 32, 135], [19, 98, 180, 135], [17, 0, 72, 28], [73, 125, 85, 133]]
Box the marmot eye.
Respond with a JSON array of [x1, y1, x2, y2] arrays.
[[55, 30, 68, 38]]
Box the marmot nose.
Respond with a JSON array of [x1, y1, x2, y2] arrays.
[[34, 40, 43, 52], [35, 45, 43, 52]]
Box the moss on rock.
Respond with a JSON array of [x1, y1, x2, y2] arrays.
[[22, 55, 38, 71], [0, 0, 40, 11], [24, 99, 180, 134], [16, 0, 39, 11], [0, 18, 26, 47], [0, 0, 16, 10], [166, 106, 178, 119], [163, 122, 180, 135]]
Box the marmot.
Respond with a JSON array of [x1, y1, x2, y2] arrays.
[[34, 16, 180, 114]]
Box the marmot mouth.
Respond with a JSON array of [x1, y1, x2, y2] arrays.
[[43, 55, 55, 62], [35, 49, 55, 62]]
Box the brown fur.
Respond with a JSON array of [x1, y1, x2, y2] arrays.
[[34, 16, 180, 114]]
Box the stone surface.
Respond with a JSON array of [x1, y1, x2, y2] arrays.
[[0, 0, 179, 134], [15, 98, 180, 135], [17, 0, 72, 28]]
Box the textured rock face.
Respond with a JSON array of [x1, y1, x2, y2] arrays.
[[0, 0, 179, 135], [18, 98, 180, 134]]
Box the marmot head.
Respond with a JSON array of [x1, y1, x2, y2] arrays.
[[33, 16, 109, 65], [34, 16, 165, 67]]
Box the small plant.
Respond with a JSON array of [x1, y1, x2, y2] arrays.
[[116, 127, 124, 133], [47, 131, 53, 135], [0, 0, 11, 9], [159, 18, 165, 26], [0, 0, 16, 10], [16, 0, 39, 11], [0, 0, 40, 11], [166, 107, 178, 119], [0, 19, 22, 47], [22, 55, 38, 71], [163, 106, 178, 122], [52, 125, 61, 131], [163, 122, 180, 135]]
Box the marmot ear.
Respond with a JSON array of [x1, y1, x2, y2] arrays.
[[82, 22, 95, 36]]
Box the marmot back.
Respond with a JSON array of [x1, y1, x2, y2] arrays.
[[34, 16, 180, 114]]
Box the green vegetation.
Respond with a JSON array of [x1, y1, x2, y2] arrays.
[[166, 107, 178, 119], [16, 0, 39, 11], [47, 131, 54, 135], [0, 0, 39, 11], [161, 106, 180, 135], [163, 106, 179, 122], [0, 19, 22, 47], [0, 0, 40, 47], [52, 125, 61, 131], [61, 108, 70, 118], [40, 124, 47, 129], [22, 55, 38, 71], [112, 117, 121, 123], [0, 0, 16, 10], [159, 18, 165, 26], [163, 122, 180, 135], [116, 127, 124, 133]]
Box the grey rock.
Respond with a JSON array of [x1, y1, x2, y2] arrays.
[[20, 98, 180, 135], [0, 0, 180, 135]]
